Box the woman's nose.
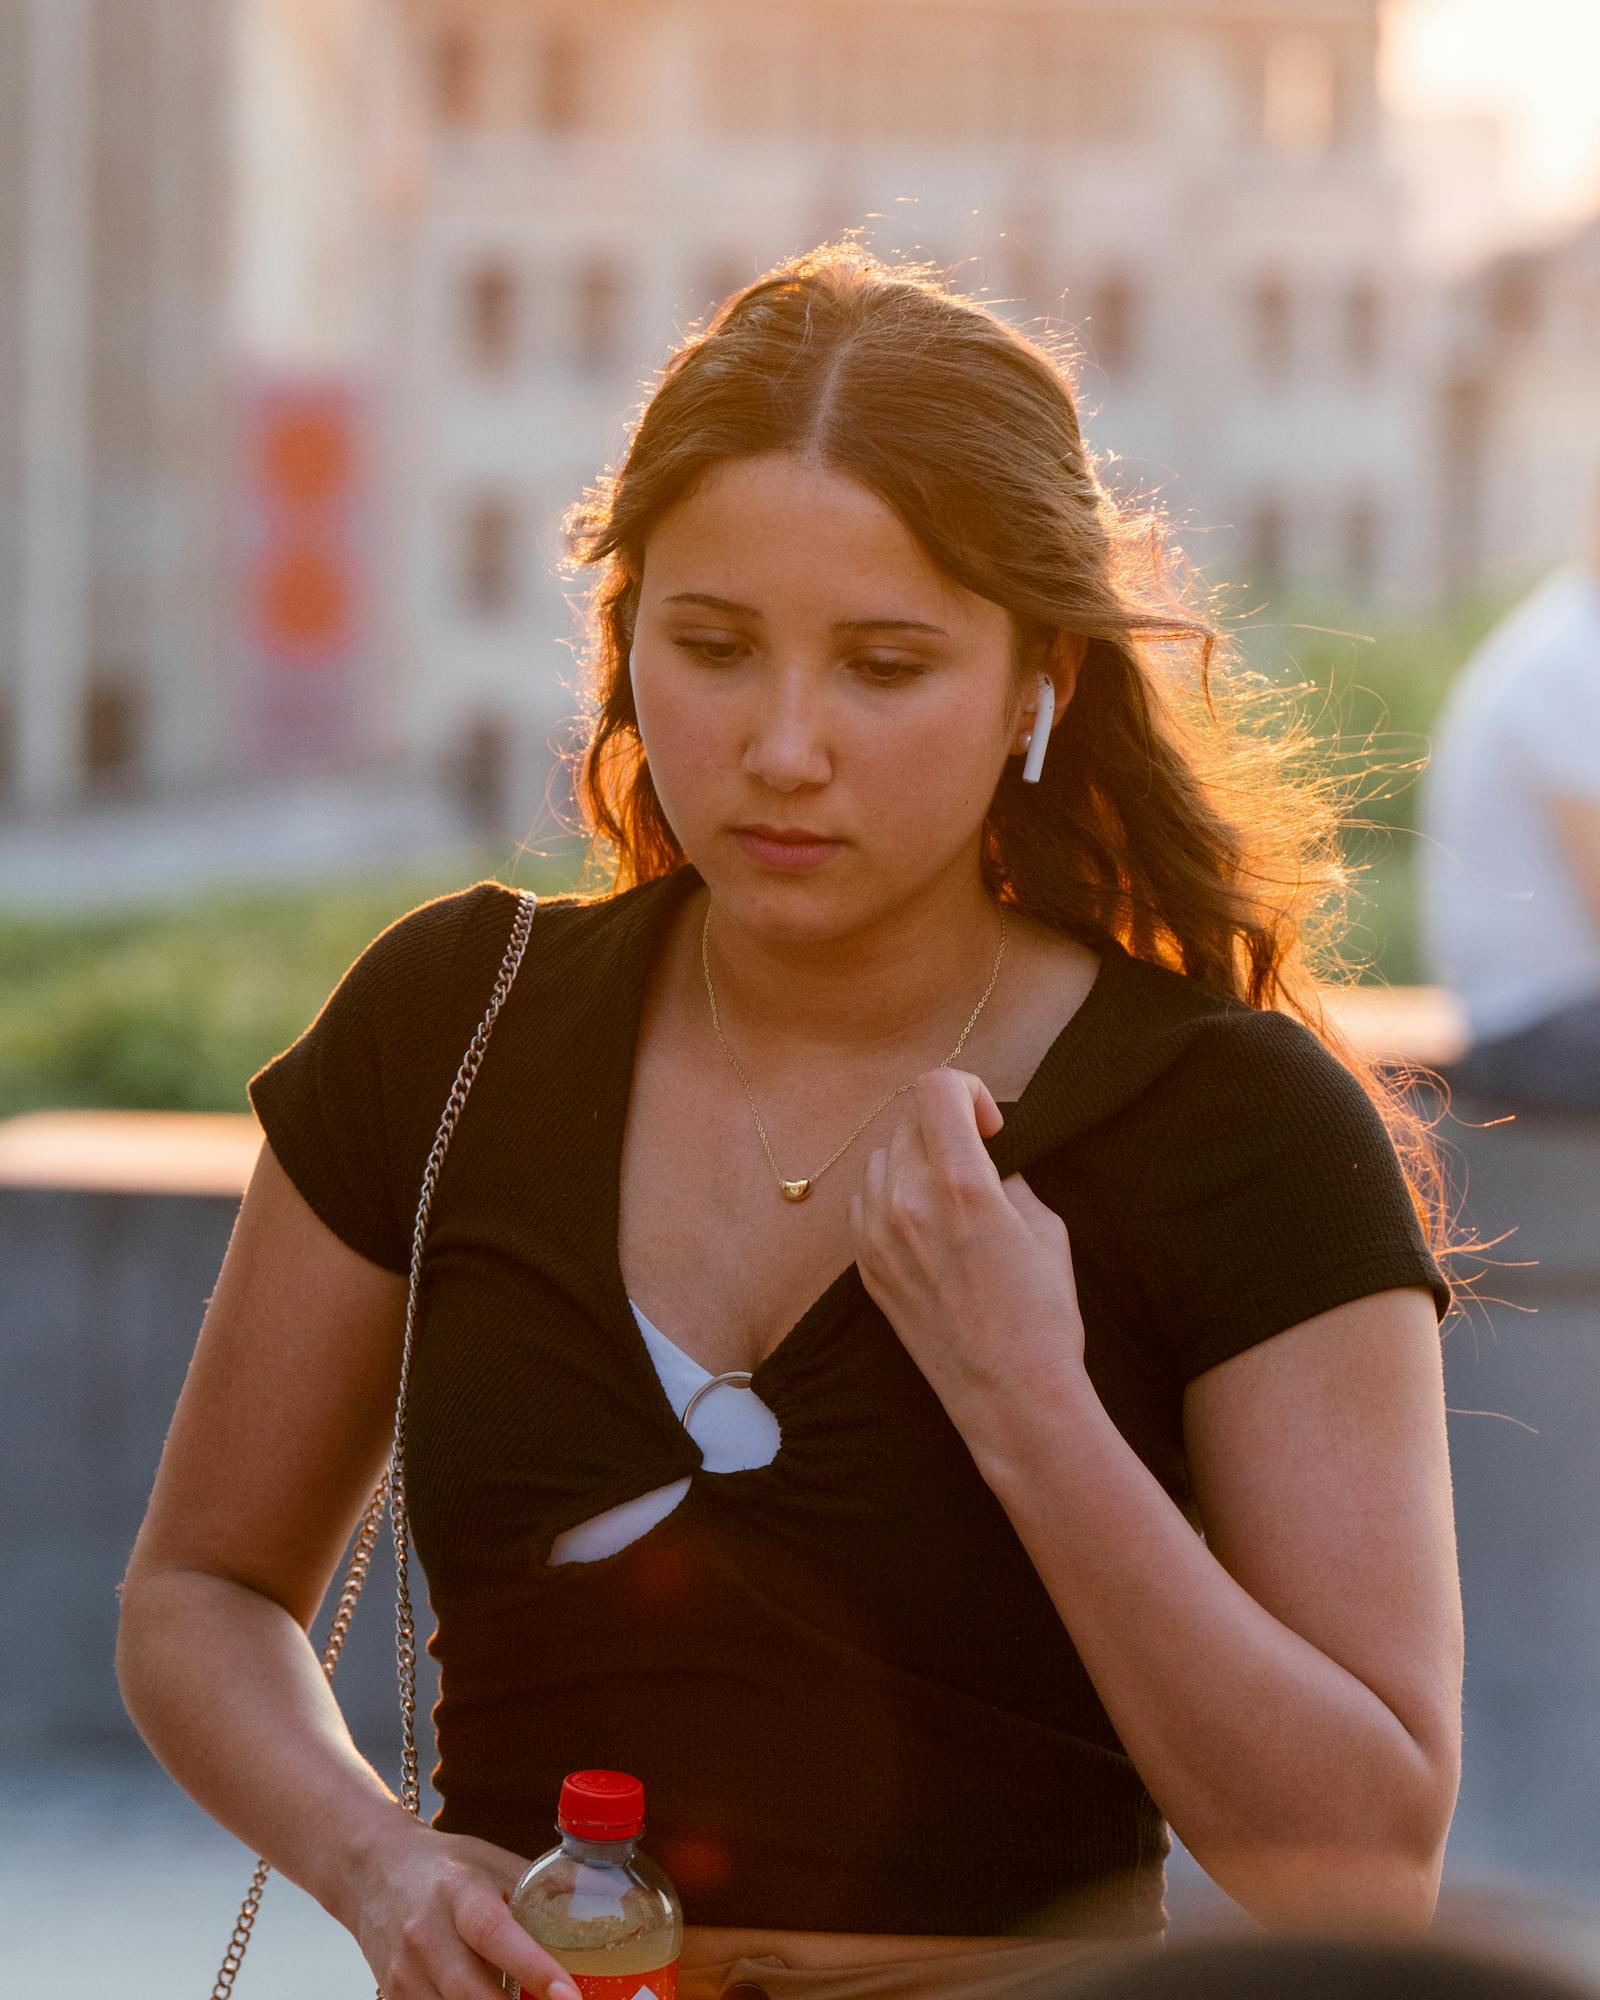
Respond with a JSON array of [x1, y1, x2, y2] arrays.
[[740, 694, 833, 783]]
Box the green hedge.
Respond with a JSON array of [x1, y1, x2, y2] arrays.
[[0, 578, 1536, 1116], [0, 849, 583, 1120], [1234, 579, 1530, 840], [1232, 578, 1535, 983]]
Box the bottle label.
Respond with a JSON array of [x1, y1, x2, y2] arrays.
[[516, 1963, 679, 2000]]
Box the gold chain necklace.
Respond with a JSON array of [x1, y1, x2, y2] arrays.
[[700, 897, 1009, 1202]]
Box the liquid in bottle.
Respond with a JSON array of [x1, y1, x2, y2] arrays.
[[507, 1769, 684, 2000]]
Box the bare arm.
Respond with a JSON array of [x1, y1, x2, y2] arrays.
[[1546, 788, 1600, 938], [966, 1287, 1462, 1935], [115, 1138, 579, 2000]]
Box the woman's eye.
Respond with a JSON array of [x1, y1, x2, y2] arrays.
[[673, 639, 924, 684], [676, 639, 743, 665], [855, 658, 925, 685]]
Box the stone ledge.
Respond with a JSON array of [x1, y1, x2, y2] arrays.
[[0, 986, 1474, 1201], [1318, 982, 1470, 1071], [0, 1109, 262, 1196]]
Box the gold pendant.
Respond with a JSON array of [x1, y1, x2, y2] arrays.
[[780, 1178, 812, 1202]]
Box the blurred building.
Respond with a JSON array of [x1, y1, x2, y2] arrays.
[[0, 0, 233, 817], [383, 0, 1441, 762], [0, 0, 490, 892], [1436, 212, 1600, 599], [2, 0, 1595, 864], [228, 0, 394, 781]]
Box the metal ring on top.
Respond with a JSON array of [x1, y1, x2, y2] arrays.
[[681, 1368, 755, 1429]]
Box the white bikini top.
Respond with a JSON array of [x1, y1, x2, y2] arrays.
[[545, 1301, 783, 1565]]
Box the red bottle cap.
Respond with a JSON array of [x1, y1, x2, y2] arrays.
[[558, 1769, 646, 1840]]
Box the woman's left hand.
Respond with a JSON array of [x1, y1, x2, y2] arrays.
[[848, 1066, 1088, 1438]]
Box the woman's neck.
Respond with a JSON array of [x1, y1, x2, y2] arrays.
[[685, 878, 1011, 1068]]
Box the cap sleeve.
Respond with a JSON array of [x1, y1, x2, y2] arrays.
[[1133, 1007, 1454, 1388], [245, 883, 498, 1273]]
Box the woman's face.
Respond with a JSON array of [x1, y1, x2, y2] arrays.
[[630, 450, 1050, 930]]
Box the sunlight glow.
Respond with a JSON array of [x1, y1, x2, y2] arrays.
[[1382, 0, 1600, 229]]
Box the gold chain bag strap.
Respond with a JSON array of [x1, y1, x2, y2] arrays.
[[212, 887, 541, 1999]]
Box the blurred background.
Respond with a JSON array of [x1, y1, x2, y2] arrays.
[[3, 1, 1599, 1992]]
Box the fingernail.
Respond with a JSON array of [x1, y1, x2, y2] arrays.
[[551, 1982, 582, 2000]]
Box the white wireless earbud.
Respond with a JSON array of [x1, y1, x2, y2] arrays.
[[1020, 670, 1055, 784]]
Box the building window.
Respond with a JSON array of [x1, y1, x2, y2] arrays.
[[446, 709, 514, 840], [1089, 269, 1139, 374], [1251, 270, 1293, 385], [1250, 495, 1288, 587], [1063, 36, 1147, 145], [696, 256, 751, 326], [1439, 370, 1489, 596], [708, 23, 778, 137], [434, 27, 477, 128], [536, 23, 583, 132], [1486, 259, 1541, 347], [1328, 35, 1367, 150], [1344, 275, 1382, 376], [464, 498, 518, 614], [465, 261, 518, 371], [575, 256, 624, 372], [1262, 32, 1336, 154], [82, 665, 146, 793], [1342, 493, 1380, 599], [999, 220, 1057, 321], [807, 183, 858, 256]]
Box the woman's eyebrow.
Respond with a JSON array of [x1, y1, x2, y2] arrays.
[[662, 591, 949, 637]]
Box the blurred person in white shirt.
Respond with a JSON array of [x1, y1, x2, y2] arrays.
[[1418, 461, 1600, 1111]]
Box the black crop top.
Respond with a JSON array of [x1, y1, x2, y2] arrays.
[[246, 861, 1452, 1940]]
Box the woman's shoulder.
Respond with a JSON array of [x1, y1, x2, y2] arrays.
[[444, 870, 679, 990], [370, 872, 645, 979], [1114, 945, 1359, 1093], [1103, 954, 1405, 1198], [1119, 967, 1417, 1229], [242, 872, 667, 1273], [1105, 965, 1453, 1372], [244, 876, 596, 1126]]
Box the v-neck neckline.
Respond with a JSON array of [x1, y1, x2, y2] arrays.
[[584, 860, 1132, 1453]]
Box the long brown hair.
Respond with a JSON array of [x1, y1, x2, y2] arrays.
[[554, 237, 1473, 1307]]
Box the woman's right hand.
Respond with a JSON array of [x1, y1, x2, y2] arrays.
[[344, 1816, 583, 2000]]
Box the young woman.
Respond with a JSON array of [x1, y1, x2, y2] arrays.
[[116, 242, 1467, 2000]]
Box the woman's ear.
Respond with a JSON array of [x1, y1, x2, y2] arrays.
[[1052, 631, 1089, 707], [1014, 631, 1088, 743]]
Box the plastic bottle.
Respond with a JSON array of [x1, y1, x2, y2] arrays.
[[506, 1769, 684, 2000]]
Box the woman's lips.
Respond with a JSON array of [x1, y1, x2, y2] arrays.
[[732, 828, 843, 869]]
